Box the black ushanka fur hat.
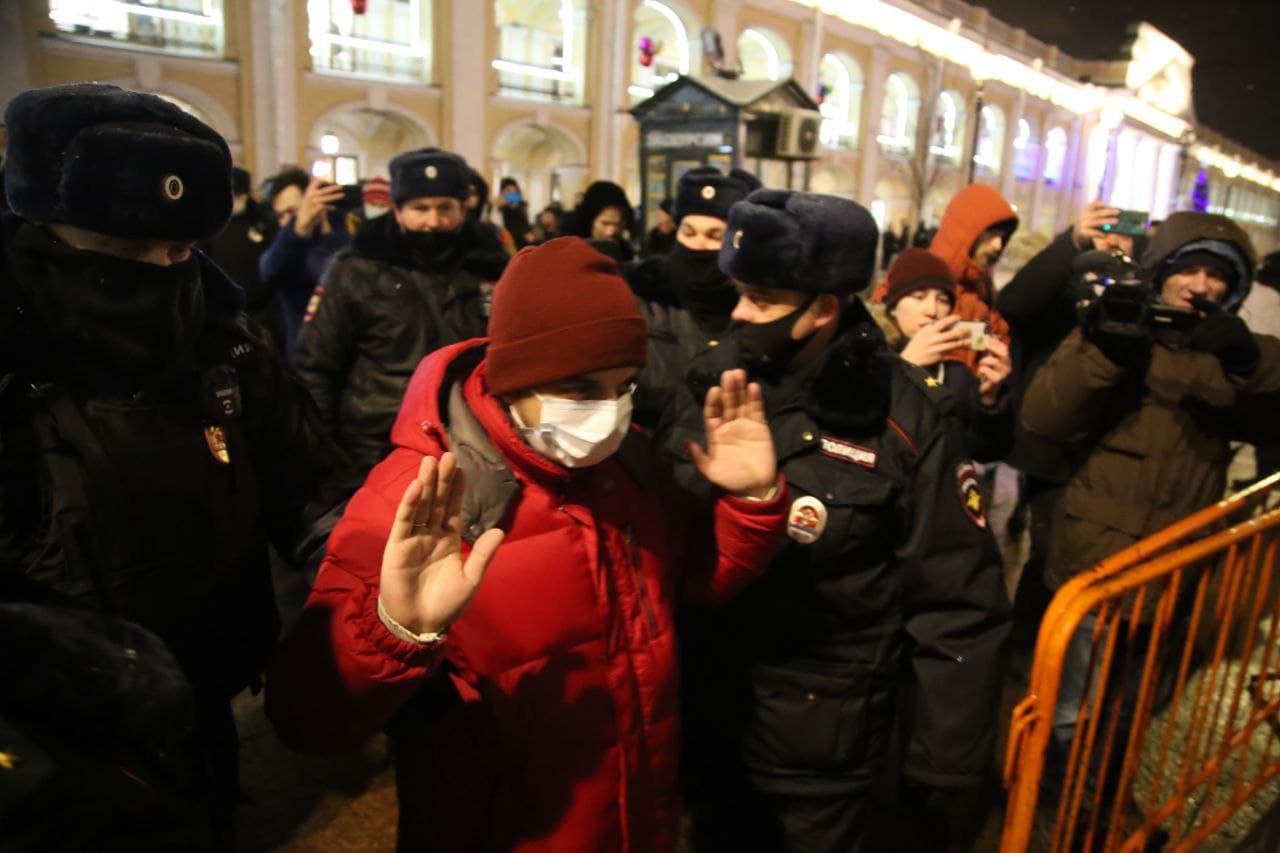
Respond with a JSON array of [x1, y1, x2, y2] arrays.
[[719, 189, 879, 294], [389, 147, 471, 204], [673, 166, 762, 223], [4, 82, 233, 241]]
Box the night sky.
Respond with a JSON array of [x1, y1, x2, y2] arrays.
[[973, 0, 1280, 162]]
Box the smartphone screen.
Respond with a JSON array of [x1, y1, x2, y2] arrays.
[[1101, 210, 1148, 237]]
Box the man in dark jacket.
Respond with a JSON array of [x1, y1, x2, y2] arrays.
[[1022, 211, 1280, 806], [0, 83, 349, 848], [679, 190, 1010, 852], [200, 166, 283, 353], [294, 147, 507, 477], [995, 201, 1148, 653], [626, 165, 761, 433]]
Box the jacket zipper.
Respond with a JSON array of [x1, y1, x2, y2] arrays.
[[624, 524, 659, 640]]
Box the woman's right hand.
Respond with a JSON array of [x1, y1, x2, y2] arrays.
[[378, 453, 505, 636], [294, 178, 347, 237], [900, 314, 968, 367]]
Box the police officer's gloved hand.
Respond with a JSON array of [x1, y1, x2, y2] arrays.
[[1080, 292, 1152, 368], [1189, 297, 1260, 379]]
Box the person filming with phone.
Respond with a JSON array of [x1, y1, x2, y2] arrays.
[[870, 248, 1014, 462]]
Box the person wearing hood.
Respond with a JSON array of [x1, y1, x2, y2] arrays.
[[199, 165, 284, 354], [873, 183, 1018, 376], [266, 237, 788, 852], [466, 168, 516, 256], [869, 248, 1013, 463], [674, 190, 1009, 852], [293, 147, 508, 478], [0, 83, 349, 847], [1022, 212, 1280, 810], [564, 179, 636, 261], [994, 200, 1151, 656], [625, 165, 762, 433]]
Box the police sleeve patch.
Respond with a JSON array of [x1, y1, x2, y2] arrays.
[[303, 284, 325, 323], [956, 462, 987, 528]]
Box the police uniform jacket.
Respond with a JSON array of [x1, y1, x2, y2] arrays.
[[676, 299, 1010, 795], [293, 213, 506, 476], [0, 216, 349, 701]]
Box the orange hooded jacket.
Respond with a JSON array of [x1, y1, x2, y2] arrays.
[[871, 184, 1018, 372]]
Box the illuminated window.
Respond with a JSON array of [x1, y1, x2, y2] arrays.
[[878, 72, 920, 155], [1084, 125, 1109, 200], [1013, 118, 1039, 181], [308, 0, 433, 83], [928, 90, 965, 161], [737, 28, 792, 81], [818, 53, 862, 150], [629, 0, 697, 104], [974, 104, 1005, 175], [1042, 127, 1067, 187], [48, 0, 224, 56], [493, 0, 587, 105]]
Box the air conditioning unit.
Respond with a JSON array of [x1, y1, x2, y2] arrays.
[[773, 108, 822, 159]]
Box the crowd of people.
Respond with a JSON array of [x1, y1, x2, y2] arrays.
[[2, 81, 1279, 852]]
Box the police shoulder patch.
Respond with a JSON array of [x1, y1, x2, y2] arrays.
[[303, 285, 325, 323], [956, 462, 986, 528]]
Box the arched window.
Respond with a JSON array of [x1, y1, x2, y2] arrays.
[[928, 90, 966, 162], [737, 28, 792, 81], [818, 53, 862, 150], [974, 104, 1006, 175], [308, 0, 433, 82], [878, 72, 920, 156], [1013, 118, 1039, 181], [1042, 127, 1068, 187], [50, 0, 225, 56], [493, 0, 587, 105], [629, 0, 697, 103]]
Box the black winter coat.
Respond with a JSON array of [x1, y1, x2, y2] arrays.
[[200, 204, 283, 353], [293, 215, 505, 476], [676, 301, 1010, 797], [0, 220, 349, 701]]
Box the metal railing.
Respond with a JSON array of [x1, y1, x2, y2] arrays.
[[1003, 473, 1280, 851]]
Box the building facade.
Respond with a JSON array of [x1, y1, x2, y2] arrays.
[[4, 0, 1278, 254]]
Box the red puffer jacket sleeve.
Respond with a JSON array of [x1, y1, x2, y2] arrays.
[[265, 449, 448, 754], [674, 474, 789, 607]]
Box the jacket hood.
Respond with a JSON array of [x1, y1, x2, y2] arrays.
[[928, 184, 1018, 293], [1142, 212, 1256, 312]]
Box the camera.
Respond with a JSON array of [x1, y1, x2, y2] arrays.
[[1072, 249, 1198, 338]]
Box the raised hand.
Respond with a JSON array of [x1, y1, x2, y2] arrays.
[[688, 369, 777, 499], [1073, 200, 1122, 250], [976, 336, 1012, 405], [379, 452, 505, 636], [901, 314, 968, 367], [294, 177, 347, 236]]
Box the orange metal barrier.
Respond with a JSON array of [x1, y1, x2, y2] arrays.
[[1002, 473, 1280, 852]]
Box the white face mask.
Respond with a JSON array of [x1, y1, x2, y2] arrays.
[[364, 203, 391, 220], [512, 394, 633, 469]]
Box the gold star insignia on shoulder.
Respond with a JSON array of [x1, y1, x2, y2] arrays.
[[924, 376, 942, 388]]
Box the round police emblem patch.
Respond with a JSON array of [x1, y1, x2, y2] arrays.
[[425, 165, 438, 179], [162, 174, 184, 201], [732, 229, 743, 250], [786, 496, 828, 545], [701, 185, 716, 200]]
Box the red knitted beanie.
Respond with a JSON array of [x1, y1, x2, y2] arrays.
[[486, 237, 648, 395], [883, 248, 957, 309]]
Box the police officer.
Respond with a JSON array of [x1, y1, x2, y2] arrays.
[[0, 83, 348, 848], [677, 190, 1010, 851], [626, 165, 761, 434]]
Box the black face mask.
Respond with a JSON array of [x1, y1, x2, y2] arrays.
[[667, 243, 736, 330], [9, 224, 206, 388], [401, 227, 459, 266], [732, 295, 817, 382]]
